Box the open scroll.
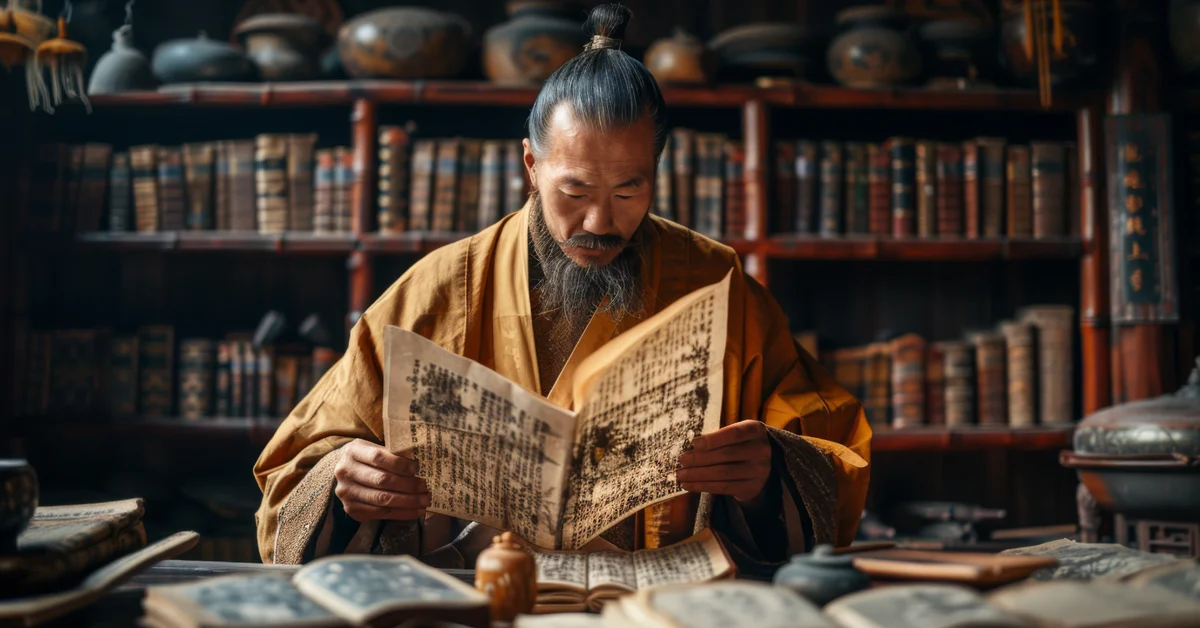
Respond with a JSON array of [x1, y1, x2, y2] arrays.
[[382, 271, 731, 550]]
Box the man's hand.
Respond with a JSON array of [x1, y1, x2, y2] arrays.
[[676, 420, 772, 503], [334, 439, 431, 522]]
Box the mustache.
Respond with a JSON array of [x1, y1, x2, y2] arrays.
[[561, 233, 628, 250]]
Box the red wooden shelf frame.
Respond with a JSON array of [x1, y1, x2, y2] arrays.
[[871, 426, 1074, 453]]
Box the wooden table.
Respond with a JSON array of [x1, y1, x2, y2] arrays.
[[40, 560, 479, 627]]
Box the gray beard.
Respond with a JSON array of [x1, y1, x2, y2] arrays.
[[528, 191, 647, 330]]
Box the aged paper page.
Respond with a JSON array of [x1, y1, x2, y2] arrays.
[[532, 550, 589, 591], [631, 528, 732, 590], [560, 272, 731, 549], [586, 551, 637, 592], [383, 327, 576, 549]]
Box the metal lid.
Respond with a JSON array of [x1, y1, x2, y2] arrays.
[[1074, 357, 1200, 457]]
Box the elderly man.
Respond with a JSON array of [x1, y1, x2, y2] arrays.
[[254, 4, 870, 569]]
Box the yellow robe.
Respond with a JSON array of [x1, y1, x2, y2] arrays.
[[253, 205, 870, 565]]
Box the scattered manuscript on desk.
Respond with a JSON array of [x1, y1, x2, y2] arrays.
[[383, 272, 730, 550]]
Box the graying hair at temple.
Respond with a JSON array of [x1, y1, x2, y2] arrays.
[[526, 3, 669, 158]]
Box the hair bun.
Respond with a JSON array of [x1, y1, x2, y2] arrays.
[[583, 3, 631, 51]]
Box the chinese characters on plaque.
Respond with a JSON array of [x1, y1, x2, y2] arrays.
[[1105, 114, 1178, 324]]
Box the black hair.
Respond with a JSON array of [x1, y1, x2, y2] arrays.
[[526, 3, 667, 158]]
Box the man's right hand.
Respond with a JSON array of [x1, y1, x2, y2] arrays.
[[333, 439, 431, 522]]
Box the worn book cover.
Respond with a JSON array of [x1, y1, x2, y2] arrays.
[[531, 528, 734, 613], [610, 581, 829, 628], [383, 272, 731, 550], [825, 584, 1029, 628], [987, 579, 1200, 628], [182, 143, 214, 231]]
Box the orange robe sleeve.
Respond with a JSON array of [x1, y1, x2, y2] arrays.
[[735, 274, 871, 548]]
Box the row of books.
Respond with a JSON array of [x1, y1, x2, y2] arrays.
[[811, 304, 1075, 430], [17, 326, 339, 420], [773, 138, 1079, 239]]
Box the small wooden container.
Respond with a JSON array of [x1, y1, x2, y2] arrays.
[[474, 532, 537, 622]]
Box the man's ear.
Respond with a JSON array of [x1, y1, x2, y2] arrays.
[[522, 138, 537, 191]]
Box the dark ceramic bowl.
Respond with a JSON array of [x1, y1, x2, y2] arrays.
[[0, 460, 38, 552]]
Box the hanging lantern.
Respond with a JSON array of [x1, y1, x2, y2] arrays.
[[36, 9, 89, 112], [0, 4, 51, 111]]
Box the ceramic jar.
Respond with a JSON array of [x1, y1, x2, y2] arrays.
[[87, 25, 155, 94], [1170, 0, 1200, 80], [998, 0, 1099, 87], [337, 7, 471, 79], [0, 460, 37, 553], [234, 13, 325, 82], [773, 544, 871, 606], [827, 6, 921, 88], [645, 29, 713, 85], [152, 31, 256, 83], [474, 532, 537, 622], [709, 23, 819, 82], [484, 1, 586, 84]]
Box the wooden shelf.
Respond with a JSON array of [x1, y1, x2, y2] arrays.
[[76, 232, 358, 254], [16, 416, 285, 446], [358, 232, 473, 254], [83, 80, 1099, 112], [871, 426, 1074, 452], [765, 236, 1082, 261]]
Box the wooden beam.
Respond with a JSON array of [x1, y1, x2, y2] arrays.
[[1077, 107, 1110, 415], [348, 99, 377, 334]]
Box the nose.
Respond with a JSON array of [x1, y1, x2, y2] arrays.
[[581, 198, 616, 235]]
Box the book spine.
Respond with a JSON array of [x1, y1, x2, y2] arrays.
[[867, 143, 891, 235], [999, 320, 1036, 427], [333, 147, 354, 232], [49, 330, 100, 414], [156, 146, 187, 231], [431, 139, 461, 233], [889, 137, 916, 237], [178, 339, 214, 420], [941, 341, 975, 427], [313, 149, 336, 234], [288, 133, 318, 232], [274, 355, 299, 417], [107, 335, 138, 416], [138, 325, 175, 417], [1065, 142, 1080, 236], [819, 140, 844, 237], [889, 334, 926, 429], [693, 134, 721, 239], [215, 341, 232, 417], [503, 140, 527, 215], [793, 140, 817, 234], [1030, 141, 1066, 238], [229, 340, 244, 417], [182, 143, 214, 231], [456, 140, 483, 232], [229, 140, 258, 231], [241, 341, 257, 418], [1018, 305, 1074, 425], [1006, 144, 1033, 237], [844, 142, 869, 235], [962, 140, 980, 238], [916, 140, 937, 237], [865, 344, 891, 429], [724, 140, 746, 239], [477, 140, 504, 230], [925, 343, 946, 426], [970, 331, 1007, 426], [258, 346, 274, 418], [78, 143, 113, 233], [130, 145, 159, 233], [408, 140, 436, 231], [377, 126, 411, 234], [979, 138, 1007, 237], [107, 152, 132, 232], [213, 141, 231, 230], [673, 128, 695, 228], [935, 142, 964, 237], [655, 133, 675, 221], [255, 134, 289, 234]]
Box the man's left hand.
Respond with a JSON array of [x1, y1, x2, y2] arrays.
[[676, 420, 772, 503]]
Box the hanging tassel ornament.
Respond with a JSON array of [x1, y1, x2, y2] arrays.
[[0, 0, 52, 112], [1020, 0, 1056, 109], [35, 0, 88, 113], [1052, 0, 1064, 57]]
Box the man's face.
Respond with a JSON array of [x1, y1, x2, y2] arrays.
[[523, 104, 658, 268]]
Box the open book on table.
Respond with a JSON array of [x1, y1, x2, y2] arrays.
[[532, 528, 735, 613], [383, 272, 731, 550], [141, 555, 489, 628]]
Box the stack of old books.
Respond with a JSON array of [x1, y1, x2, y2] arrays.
[[0, 498, 148, 596]]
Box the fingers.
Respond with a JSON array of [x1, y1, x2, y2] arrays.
[[689, 420, 766, 452], [335, 476, 430, 522], [337, 458, 427, 494], [346, 439, 419, 477], [676, 462, 766, 484], [678, 439, 770, 468]]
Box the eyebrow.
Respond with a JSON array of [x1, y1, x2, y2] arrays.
[[560, 176, 647, 189]]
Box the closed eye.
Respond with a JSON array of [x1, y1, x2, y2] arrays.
[[565, 193, 585, 199]]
